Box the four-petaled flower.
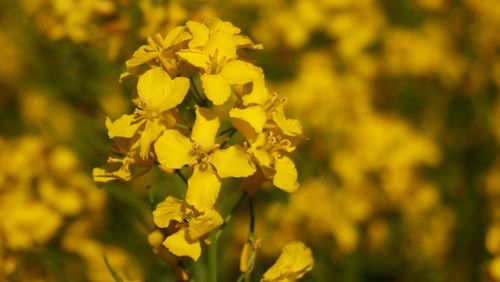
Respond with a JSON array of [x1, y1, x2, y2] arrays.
[[107, 67, 189, 159], [177, 20, 261, 105], [231, 93, 305, 193], [153, 196, 223, 261], [154, 106, 256, 211]]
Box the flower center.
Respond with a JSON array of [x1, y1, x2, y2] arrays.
[[208, 49, 228, 74], [261, 131, 291, 155], [263, 93, 288, 117], [189, 142, 220, 171]]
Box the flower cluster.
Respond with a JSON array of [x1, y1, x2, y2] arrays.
[[94, 17, 312, 279]]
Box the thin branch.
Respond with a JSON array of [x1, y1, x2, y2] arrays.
[[248, 196, 255, 238], [217, 126, 237, 137], [220, 128, 238, 148], [175, 169, 188, 186], [103, 254, 124, 282]]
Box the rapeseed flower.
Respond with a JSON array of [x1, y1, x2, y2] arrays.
[[155, 106, 255, 211], [177, 19, 262, 105], [233, 93, 304, 193], [123, 25, 192, 79], [108, 67, 190, 159], [153, 196, 223, 260]]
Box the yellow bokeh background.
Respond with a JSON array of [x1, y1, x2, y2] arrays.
[[0, 0, 499, 281]]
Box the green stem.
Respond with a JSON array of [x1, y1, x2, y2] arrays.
[[190, 78, 206, 106], [103, 254, 124, 282], [175, 169, 188, 186], [217, 126, 236, 137], [189, 87, 202, 104], [248, 196, 255, 237], [236, 273, 246, 282], [208, 231, 218, 282], [220, 128, 238, 148], [216, 192, 247, 240], [245, 272, 250, 282], [208, 193, 247, 282], [245, 197, 256, 282]]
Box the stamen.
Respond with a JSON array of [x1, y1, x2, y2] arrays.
[[279, 139, 291, 149]]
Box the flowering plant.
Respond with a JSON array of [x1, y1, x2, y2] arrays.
[[94, 18, 312, 281]]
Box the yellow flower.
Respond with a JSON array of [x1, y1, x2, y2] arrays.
[[122, 25, 192, 79], [155, 107, 255, 211], [177, 20, 262, 105], [231, 92, 304, 143], [231, 93, 304, 193], [108, 67, 190, 159], [92, 151, 152, 184], [93, 117, 155, 184], [245, 132, 299, 193], [261, 241, 313, 282], [234, 73, 270, 107], [152, 196, 223, 261]]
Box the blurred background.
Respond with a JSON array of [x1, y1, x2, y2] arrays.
[[0, 0, 499, 281]]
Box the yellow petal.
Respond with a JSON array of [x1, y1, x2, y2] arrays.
[[242, 75, 269, 106], [230, 106, 267, 141], [209, 19, 241, 35], [92, 166, 129, 183], [234, 35, 263, 50], [220, 60, 261, 85], [191, 107, 220, 151], [187, 209, 223, 240], [125, 47, 159, 69], [163, 229, 201, 261], [177, 50, 210, 69], [137, 67, 173, 112], [273, 156, 299, 192], [164, 26, 191, 47], [157, 76, 190, 112], [186, 21, 209, 48], [155, 129, 196, 169], [201, 74, 231, 105], [261, 241, 313, 282], [211, 146, 256, 178], [249, 133, 273, 167], [205, 30, 236, 61], [186, 165, 221, 212], [272, 110, 303, 137], [119, 71, 132, 82], [153, 196, 183, 228], [108, 115, 144, 138], [139, 119, 165, 159], [92, 159, 134, 183]]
